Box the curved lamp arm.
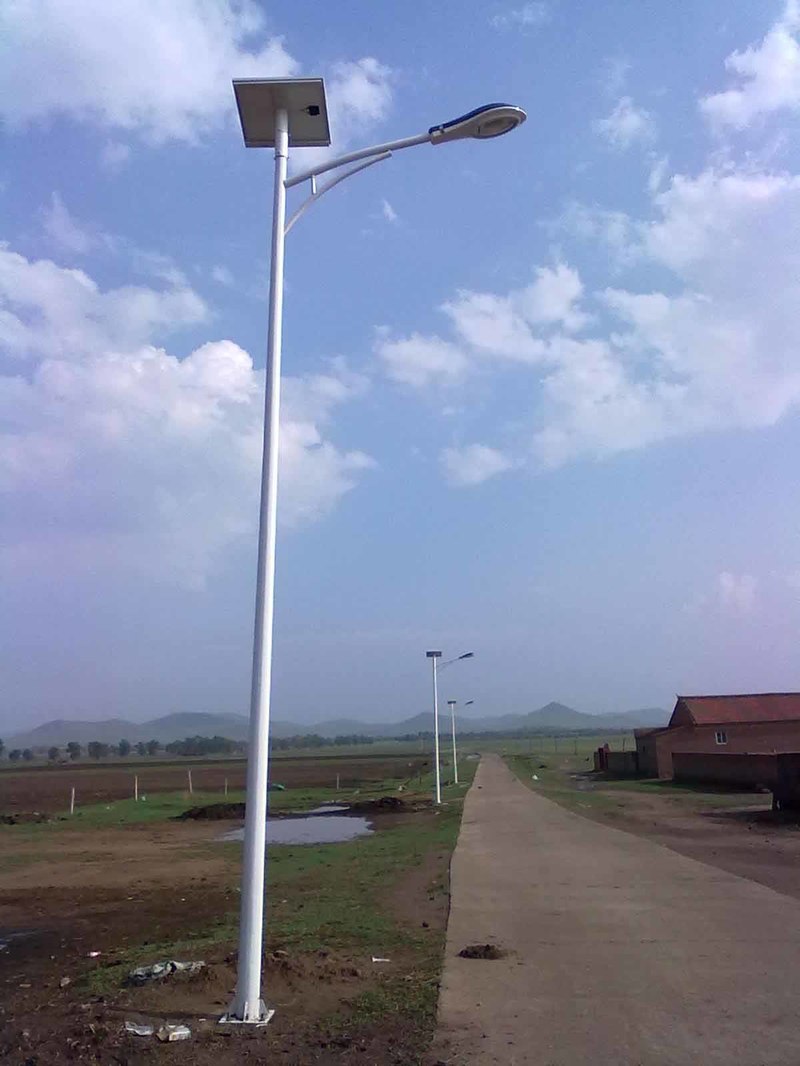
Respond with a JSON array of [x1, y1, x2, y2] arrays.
[[284, 151, 392, 235], [285, 131, 430, 190]]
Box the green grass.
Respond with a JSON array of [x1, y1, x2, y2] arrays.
[[506, 751, 765, 817], [84, 764, 474, 1018], [0, 757, 460, 834]]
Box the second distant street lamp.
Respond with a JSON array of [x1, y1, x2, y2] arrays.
[[228, 77, 525, 1025], [447, 698, 474, 785], [427, 652, 474, 803]]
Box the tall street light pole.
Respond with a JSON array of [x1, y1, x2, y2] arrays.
[[427, 652, 474, 804], [227, 77, 525, 1025]]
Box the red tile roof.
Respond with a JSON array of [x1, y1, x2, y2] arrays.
[[672, 693, 800, 726]]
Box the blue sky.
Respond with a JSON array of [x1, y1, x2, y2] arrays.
[[3, 0, 800, 734]]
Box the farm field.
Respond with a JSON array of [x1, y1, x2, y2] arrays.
[[0, 752, 474, 1064], [0, 752, 430, 817]]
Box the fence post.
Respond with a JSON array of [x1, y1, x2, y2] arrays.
[[187, 769, 193, 795], [224, 777, 229, 797], [134, 774, 139, 802], [70, 787, 75, 816]]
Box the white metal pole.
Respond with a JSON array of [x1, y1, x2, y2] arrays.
[[227, 106, 289, 1025], [134, 775, 139, 802], [187, 769, 193, 795], [449, 701, 459, 785], [432, 657, 441, 805], [224, 777, 229, 797], [70, 786, 75, 816]]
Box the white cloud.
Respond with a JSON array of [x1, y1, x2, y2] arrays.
[[0, 243, 207, 360], [534, 167, 800, 465], [0, 0, 297, 143], [441, 444, 513, 486], [379, 264, 587, 390], [383, 158, 800, 473], [718, 572, 758, 615], [490, 3, 550, 30], [0, 246, 373, 586], [377, 333, 469, 389], [701, 2, 800, 130], [381, 199, 398, 224], [40, 193, 100, 255], [593, 97, 656, 149]]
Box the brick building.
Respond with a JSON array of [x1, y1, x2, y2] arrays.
[[635, 693, 800, 779]]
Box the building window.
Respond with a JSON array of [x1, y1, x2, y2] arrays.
[[715, 730, 728, 745]]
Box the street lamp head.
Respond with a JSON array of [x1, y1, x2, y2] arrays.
[[458, 652, 475, 660], [448, 700, 457, 706], [429, 103, 526, 145], [426, 650, 443, 658], [465, 700, 475, 706]]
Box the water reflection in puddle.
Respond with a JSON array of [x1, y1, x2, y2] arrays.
[[221, 810, 372, 846], [0, 929, 38, 954]]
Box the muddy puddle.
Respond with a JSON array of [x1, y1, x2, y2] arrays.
[[220, 804, 373, 846]]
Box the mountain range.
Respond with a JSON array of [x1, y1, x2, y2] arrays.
[[4, 703, 668, 749]]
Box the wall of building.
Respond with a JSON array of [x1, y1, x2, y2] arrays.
[[604, 750, 639, 776], [672, 751, 777, 788], [634, 732, 662, 777], [652, 720, 800, 778]]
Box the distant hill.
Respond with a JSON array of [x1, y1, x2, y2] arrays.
[[5, 702, 668, 749]]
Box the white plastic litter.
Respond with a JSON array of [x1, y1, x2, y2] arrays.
[[124, 1021, 154, 1037], [371, 956, 391, 963], [127, 960, 205, 986], [156, 1024, 191, 1042]]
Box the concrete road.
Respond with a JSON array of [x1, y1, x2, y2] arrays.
[[432, 754, 800, 1065]]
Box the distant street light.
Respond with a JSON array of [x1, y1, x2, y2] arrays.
[[427, 652, 474, 803], [227, 77, 525, 1025], [448, 699, 475, 785]]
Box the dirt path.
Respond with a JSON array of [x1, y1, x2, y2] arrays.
[[432, 754, 800, 1065]]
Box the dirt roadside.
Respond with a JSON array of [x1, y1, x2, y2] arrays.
[[0, 806, 452, 1065]]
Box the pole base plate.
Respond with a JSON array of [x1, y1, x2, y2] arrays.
[[219, 1005, 275, 1027]]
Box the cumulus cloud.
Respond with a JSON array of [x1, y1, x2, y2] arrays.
[[440, 444, 513, 486], [0, 0, 298, 143], [535, 167, 800, 465], [593, 97, 656, 149], [377, 333, 470, 389], [378, 264, 587, 390], [381, 164, 800, 470], [701, 1, 800, 130], [0, 246, 373, 586]]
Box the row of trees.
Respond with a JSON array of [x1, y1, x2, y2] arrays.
[[0, 739, 164, 762], [165, 735, 245, 757], [271, 733, 376, 750], [1, 731, 382, 762]]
